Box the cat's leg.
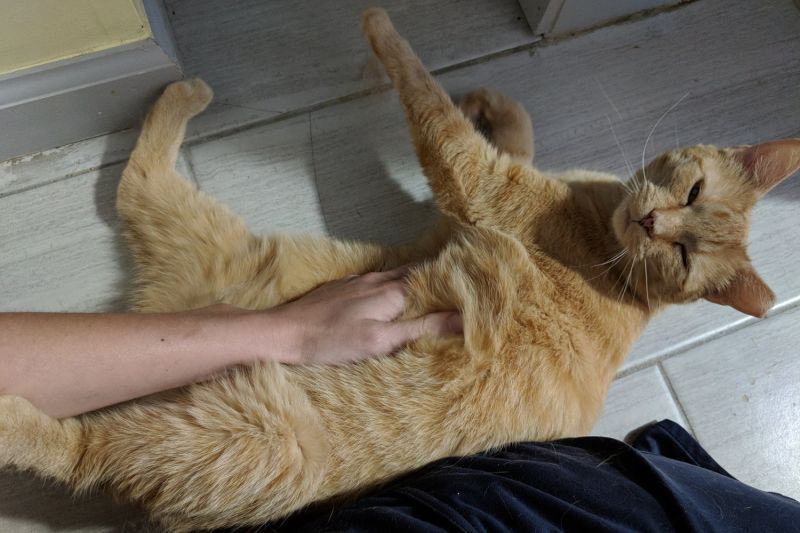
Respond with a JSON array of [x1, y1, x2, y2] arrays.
[[0, 368, 328, 532], [63, 365, 329, 531], [459, 88, 534, 165], [119, 79, 440, 312], [362, 9, 555, 234], [117, 79, 257, 311]]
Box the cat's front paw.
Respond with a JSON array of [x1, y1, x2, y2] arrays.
[[164, 79, 214, 116], [361, 7, 402, 52], [361, 7, 393, 36]]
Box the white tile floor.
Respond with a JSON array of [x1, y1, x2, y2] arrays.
[[1, 0, 798, 530]]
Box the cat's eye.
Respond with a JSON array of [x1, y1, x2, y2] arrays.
[[675, 242, 689, 269], [686, 180, 702, 206]]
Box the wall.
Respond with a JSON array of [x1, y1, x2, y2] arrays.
[[0, 0, 151, 75]]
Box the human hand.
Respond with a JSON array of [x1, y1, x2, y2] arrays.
[[270, 266, 462, 365]]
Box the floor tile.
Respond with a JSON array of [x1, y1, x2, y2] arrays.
[[0, 165, 129, 312], [662, 304, 800, 499], [188, 114, 327, 236], [592, 366, 687, 440], [163, 0, 535, 136]]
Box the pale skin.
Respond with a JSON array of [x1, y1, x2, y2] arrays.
[[0, 266, 462, 419]]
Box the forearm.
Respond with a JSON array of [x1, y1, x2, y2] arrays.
[[0, 267, 460, 419], [0, 310, 296, 418]]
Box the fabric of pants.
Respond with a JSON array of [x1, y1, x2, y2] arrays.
[[238, 420, 800, 532]]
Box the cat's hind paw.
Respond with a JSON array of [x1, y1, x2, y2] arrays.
[[0, 395, 40, 465], [0, 395, 81, 480], [459, 88, 534, 164]]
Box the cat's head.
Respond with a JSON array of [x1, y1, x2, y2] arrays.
[[611, 139, 800, 317]]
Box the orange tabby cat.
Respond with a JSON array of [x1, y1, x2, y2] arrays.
[[1, 8, 798, 532]]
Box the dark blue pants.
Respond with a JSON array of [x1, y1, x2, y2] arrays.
[[251, 420, 800, 532]]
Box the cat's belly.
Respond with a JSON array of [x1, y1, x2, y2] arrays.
[[287, 332, 602, 502]]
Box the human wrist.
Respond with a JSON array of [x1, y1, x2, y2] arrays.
[[229, 308, 305, 366]]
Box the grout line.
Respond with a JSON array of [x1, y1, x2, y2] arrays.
[[615, 296, 800, 380], [0, 46, 533, 199], [306, 112, 331, 233], [656, 362, 698, 437], [0, 41, 543, 198], [181, 40, 545, 148], [0, 161, 129, 199], [179, 0, 698, 146]]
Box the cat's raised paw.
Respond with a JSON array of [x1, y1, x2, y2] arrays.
[[361, 7, 393, 38], [164, 79, 214, 116]]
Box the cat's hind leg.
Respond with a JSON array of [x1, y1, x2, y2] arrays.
[[117, 80, 255, 312], [459, 88, 534, 165]]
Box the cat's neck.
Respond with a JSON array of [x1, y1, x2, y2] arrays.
[[527, 173, 657, 372], [537, 175, 649, 303]]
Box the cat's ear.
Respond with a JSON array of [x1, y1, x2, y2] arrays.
[[726, 139, 800, 194], [704, 265, 775, 318]]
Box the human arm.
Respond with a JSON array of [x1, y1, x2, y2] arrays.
[[0, 268, 461, 418]]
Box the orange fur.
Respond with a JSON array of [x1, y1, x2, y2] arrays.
[[1, 8, 798, 532]]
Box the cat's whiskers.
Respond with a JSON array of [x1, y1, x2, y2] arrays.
[[568, 248, 625, 269], [643, 258, 651, 311], [614, 264, 628, 302], [617, 256, 637, 304], [627, 174, 641, 195], [604, 114, 636, 195], [586, 249, 628, 282], [595, 77, 624, 122], [594, 79, 637, 195], [641, 91, 690, 183], [590, 248, 627, 269]]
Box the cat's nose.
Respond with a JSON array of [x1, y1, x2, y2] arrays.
[[638, 210, 655, 233]]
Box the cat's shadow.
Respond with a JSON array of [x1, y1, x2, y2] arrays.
[[0, 467, 151, 532], [93, 142, 137, 312], [311, 127, 439, 247]]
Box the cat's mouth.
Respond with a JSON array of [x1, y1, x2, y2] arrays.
[[613, 205, 635, 243], [612, 203, 651, 258]]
